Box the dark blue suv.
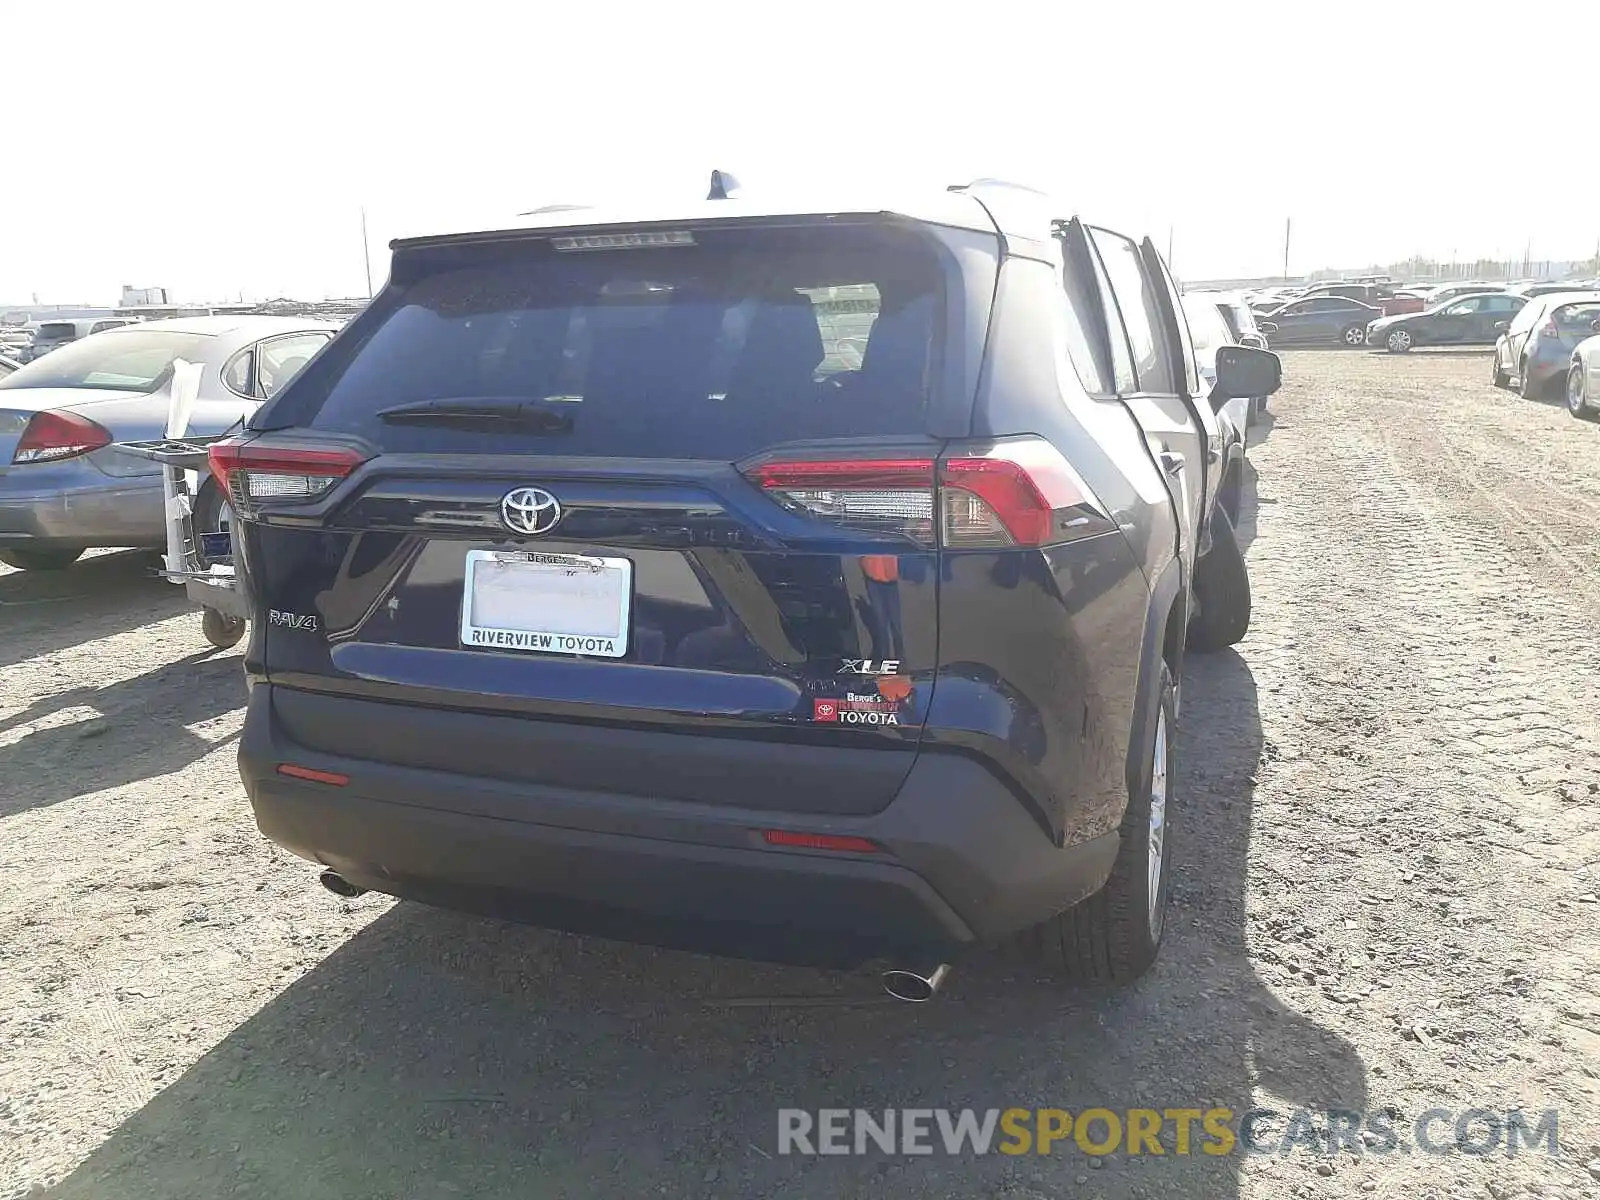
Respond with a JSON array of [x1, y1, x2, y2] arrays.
[[217, 180, 1275, 991]]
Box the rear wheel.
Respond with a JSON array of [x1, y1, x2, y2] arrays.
[[0, 547, 84, 571], [1519, 359, 1541, 399], [1341, 325, 1366, 347], [1385, 327, 1414, 353], [1187, 512, 1251, 653], [1569, 366, 1596, 420], [1014, 662, 1176, 983]]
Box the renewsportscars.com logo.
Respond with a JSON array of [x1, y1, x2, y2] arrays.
[[777, 1107, 1561, 1159]]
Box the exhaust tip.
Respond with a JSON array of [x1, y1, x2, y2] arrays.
[[318, 869, 368, 898], [881, 963, 950, 1003]]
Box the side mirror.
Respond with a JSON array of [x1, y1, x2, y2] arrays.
[[1591, 318, 1600, 334], [1211, 345, 1282, 407], [1493, 321, 1510, 332], [1239, 333, 1269, 351], [1258, 321, 1279, 334]]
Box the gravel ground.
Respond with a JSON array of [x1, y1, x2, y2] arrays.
[[2, 350, 1598, 1200]]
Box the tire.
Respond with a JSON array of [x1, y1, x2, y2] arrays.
[[1013, 661, 1176, 983], [1187, 511, 1251, 653], [1341, 325, 1366, 347], [1518, 359, 1540, 400], [1385, 327, 1414, 353], [1491, 352, 1509, 389], [0, 546, 84, 571], [1569, 366, 1597, 420], [190, 476, 233, 571], [201, 607, 247, 649]]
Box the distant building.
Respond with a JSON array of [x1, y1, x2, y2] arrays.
[[120, 285, 169, 307]]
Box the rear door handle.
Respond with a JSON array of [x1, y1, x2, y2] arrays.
[[1158, 451, 1186, 475]]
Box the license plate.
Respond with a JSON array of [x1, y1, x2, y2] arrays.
[[460, 549, 631, 658]]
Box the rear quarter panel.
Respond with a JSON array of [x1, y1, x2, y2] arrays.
[[942, 254, 1169, 843]]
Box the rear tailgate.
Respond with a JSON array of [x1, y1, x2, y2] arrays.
[[233, 219, 986, 815]]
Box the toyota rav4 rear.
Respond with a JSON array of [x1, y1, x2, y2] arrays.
[[227, 189, 1180, 979]]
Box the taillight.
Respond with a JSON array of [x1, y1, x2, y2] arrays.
[[208, 439, 368, 517], [12, 410, 112, 464], [940, 440, 1114, 547], [744, 439, 1115, 549], [744, 458, 937, 545]]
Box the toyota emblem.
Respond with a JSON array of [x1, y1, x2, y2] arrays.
[[499, 487, 563, 536]]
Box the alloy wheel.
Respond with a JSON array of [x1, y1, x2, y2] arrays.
[[1147, 707, 1169, 938]]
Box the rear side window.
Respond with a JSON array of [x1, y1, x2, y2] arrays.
[[277, 225, 943, 459], [1089, 228, 1175, 394], [1553, 301, 1600, 330]]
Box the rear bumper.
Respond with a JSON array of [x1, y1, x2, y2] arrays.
[[0, 474, 164, 548], [239, 685, 1120, 964], [1525, 350, 1570, 387]]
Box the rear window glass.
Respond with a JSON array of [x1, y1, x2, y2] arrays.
[[274, 224, 942, 459], [0, 330, 211, 392], [1182, 298, 1233, 357], [37, 323, 76, 340], [1552, 302, 1600, 330]]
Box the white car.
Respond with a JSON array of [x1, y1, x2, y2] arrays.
[[1568, 333, 1600, 420]]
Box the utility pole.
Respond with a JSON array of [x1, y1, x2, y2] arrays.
[[360, 206, 374, 298], [1283, 217, 1292, 281]]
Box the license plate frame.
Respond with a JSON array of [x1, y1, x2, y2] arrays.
[[459, 549, 632, 658]]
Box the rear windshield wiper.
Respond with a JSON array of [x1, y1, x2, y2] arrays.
[[375, 398, 574, 433]]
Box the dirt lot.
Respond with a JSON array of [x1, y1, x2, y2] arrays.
[[3, 350, 1599, 1200]]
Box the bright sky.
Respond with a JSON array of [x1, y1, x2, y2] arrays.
[[8, 0, 1598, 303]]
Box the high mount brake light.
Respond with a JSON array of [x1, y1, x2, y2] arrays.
[[12, 410, 112, 464], [744, 440, 1115, 549], [208, 440, 367, 517]]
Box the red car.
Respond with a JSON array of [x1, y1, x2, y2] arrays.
[[1298, 282, 1424, 316]]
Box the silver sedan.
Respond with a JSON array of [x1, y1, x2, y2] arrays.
[[0, 315, 339, 570], [1569, 332, 1600, 421]]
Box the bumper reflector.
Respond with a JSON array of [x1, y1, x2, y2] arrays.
[[277, 763, 350, 786], [761, 829, 882, 854]]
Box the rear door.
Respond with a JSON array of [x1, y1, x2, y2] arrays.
[[1504, 298, 1542, 363], [229, 219, 969, 813], [1074, 224, 1205, 577], [1432, 297, 1479, 344]]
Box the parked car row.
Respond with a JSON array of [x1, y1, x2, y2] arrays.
[[1235, 275, 1600, 352], [10, 315, 140, 362]]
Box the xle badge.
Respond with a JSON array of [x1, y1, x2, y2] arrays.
[[839, 659, 901, 676]]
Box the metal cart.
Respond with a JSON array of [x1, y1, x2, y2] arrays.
[[112, 433, 250, 649]]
